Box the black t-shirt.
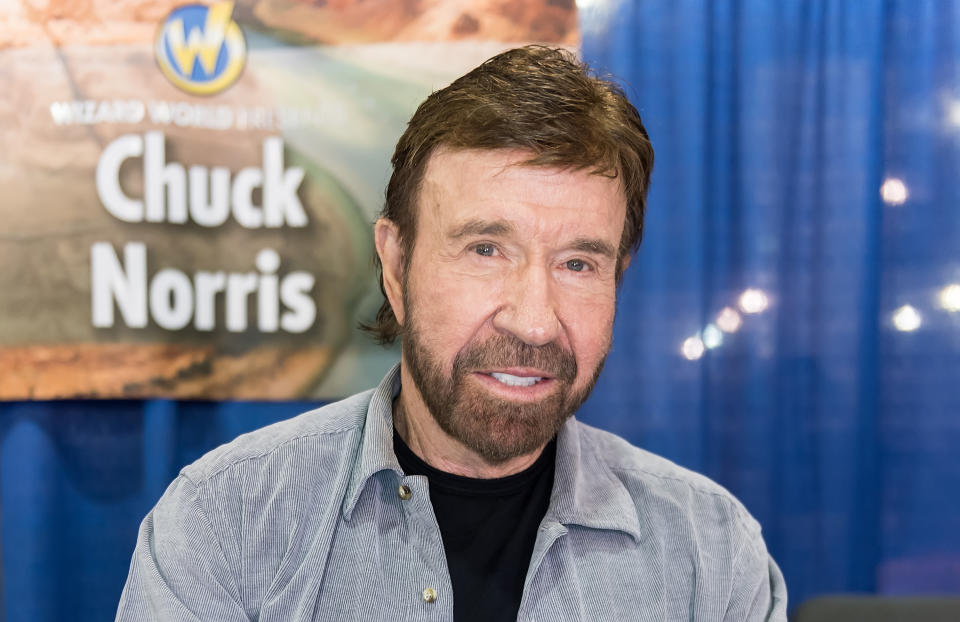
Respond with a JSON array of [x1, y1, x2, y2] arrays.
[[394, 430, 556, 622]]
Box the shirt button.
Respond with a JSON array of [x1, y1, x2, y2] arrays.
[[422, 587, 437, 603], [398, 484, 412, 500]]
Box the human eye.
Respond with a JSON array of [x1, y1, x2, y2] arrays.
[[565, 258, 592, 272], [473, 243, 497, 257]]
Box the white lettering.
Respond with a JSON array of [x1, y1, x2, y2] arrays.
[[144, 131, 187, 223], [263, 137, 307, 228], [91, 242, 147, 328], [280, 272, 316, 333], [49, 101, 72, 124], [147, 101, 233, 129], [225, 272, 259, 332], [90, 244, 317, 334], [231, 167, 264, 229], [256, 249, 280, 332], [96, 132, 306, 228], [172, 102, 196, 127], [188, 166, 231, 227], [147, 101, 172, 125], [149, 269, 194, 330], [49, 99, 144, 125], [194, 271, 226, 331], [96, 134, 144, 222]]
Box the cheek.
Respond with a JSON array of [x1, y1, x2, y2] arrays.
[[562, 291, 616, 368], [407, 266, 502, 361]]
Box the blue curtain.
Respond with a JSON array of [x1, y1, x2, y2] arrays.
[[578, 0, 960, 606], [3, 1, 960, 620]]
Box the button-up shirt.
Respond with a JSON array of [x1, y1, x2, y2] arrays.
[[116, 364, 787, 621]]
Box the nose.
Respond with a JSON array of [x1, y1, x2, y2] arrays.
[[492, 263, 561, 347]]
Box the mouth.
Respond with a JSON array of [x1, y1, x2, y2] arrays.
[[488, 372, 543, 387], [479, 367, 552, 384], [470, 368, 558, 399]]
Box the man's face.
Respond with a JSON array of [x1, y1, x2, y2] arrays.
[[398, 148, 626, 464]]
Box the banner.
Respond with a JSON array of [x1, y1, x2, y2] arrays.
[[0, 0, 578, 400]]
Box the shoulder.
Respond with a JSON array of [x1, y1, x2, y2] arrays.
[[179, 388, 375, 485], [572, 421, 786, 618], [575, 420, 762, 537]]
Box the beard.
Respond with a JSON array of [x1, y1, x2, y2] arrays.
[[401, 304, 609, 464]]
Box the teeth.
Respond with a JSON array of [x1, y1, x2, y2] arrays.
[[490, 372, 542, 387]]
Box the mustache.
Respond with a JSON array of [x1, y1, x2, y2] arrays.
[[453, 334, 577, 381]]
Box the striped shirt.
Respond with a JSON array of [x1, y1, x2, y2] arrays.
[[116, 364, 787, 621]]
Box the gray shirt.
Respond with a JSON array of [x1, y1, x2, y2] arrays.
[[116, 364, 787, 621]]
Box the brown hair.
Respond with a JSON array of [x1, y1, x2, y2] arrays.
[[364, 45, 654, 345]]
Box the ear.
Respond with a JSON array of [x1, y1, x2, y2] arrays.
[[615, 253, 632, 281], [374, 217, 406, 326]]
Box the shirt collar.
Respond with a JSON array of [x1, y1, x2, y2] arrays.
[[547, 416, 643, 543], [342, 363, 644, 543], [342, 363, 403, 520]]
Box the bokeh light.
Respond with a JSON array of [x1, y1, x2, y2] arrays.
[[892, 305, 922, 332], [716, 306, 743, 332], [702, 324, 723, 349], [739, 288, 769, 314], [880, 177, 908, 205], [948, 99, 960, 127], [938, 284, 960, 312], [682, 336, 705, 360]]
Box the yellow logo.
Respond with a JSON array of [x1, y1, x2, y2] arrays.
[[155, 2, 246, 96]]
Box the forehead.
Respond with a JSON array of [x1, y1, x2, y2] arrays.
[[416, 148, 626, 242]]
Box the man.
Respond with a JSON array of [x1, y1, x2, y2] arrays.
[[117, 46, 787, 621]]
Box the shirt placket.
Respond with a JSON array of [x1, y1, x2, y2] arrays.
[[516, 519, 569, 622], [396, 473, 454, 621]]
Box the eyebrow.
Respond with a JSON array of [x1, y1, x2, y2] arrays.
[[569, 237, 618, 259], [447, 219, 515, 239], [446, 219, 618, 259]]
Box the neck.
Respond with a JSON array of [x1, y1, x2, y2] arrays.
[[393, 365, 545, 479]]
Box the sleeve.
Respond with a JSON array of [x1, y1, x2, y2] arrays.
[[723, 523, 788, 622], [115, 475, 249, 622]]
